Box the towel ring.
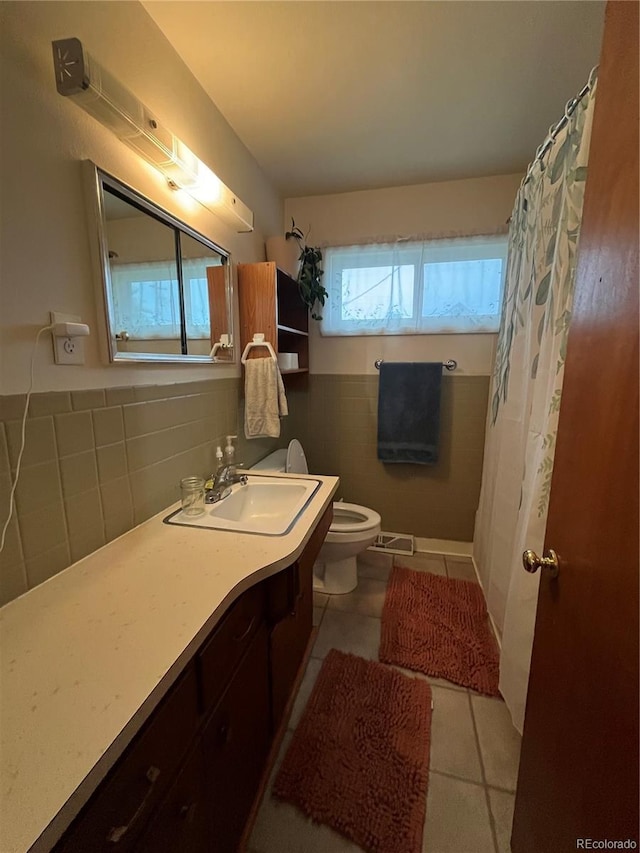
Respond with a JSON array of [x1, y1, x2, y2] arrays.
[[374, 359, 457, 371], [210, 336, 232, 359], [241, 340, 277, 364]]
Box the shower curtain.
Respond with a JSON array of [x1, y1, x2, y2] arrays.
[[474, 72, 597, 734]]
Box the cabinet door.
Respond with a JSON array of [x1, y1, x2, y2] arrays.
[[269, 504, 333, 730], [197, 582, 265, 715], [136, 745, 209, 853], [269, 561, 312, 730], [237, 262, 277, 355], [201, 625, 270, 852]]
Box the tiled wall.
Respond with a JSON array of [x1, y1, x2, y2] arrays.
[[0, 372, 485, 605], [299, 374, 490, 542], [0, 378, 306, 606]]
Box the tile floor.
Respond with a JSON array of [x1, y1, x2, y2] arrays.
[[249, 552, 521, 853]]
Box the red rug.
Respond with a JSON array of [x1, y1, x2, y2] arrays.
[[379, 564, 500, 696], [273, 649, 432, 853]]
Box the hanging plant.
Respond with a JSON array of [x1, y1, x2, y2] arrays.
[[285, 219, 328, 321]]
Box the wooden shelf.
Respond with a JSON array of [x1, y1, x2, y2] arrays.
[[277, 324, 308, 337], [238, 262, 309, 372]]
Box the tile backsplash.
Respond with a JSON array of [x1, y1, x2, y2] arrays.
[[0, 378, 305, 606]]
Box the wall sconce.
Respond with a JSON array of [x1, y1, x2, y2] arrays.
[[52, 37, 254, 233]]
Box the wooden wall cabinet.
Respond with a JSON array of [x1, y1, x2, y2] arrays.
[[53, 506, 331, 853], [237, 261, 309, 374]]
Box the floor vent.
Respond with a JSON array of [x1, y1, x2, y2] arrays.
[[368, 531, 415, 557]]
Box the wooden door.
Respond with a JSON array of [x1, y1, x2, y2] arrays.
[[511, 3, 639, 851]]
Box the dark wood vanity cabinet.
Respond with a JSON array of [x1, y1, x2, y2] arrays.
[[53, 504, 331, 853]]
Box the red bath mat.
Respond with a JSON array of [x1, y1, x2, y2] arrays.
[[380, 564, 500, 696], [273, 649, 432, 853]]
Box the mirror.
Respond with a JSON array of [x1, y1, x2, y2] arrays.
[[87, 165, 233, 363]]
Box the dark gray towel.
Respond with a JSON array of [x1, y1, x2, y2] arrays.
[[377, 362, 442, 465]]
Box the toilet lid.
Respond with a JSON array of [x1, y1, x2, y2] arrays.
[[286, 439, 309, 475], [330, 502, 381, 533]]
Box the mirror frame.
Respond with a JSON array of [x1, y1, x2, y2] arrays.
[[84, 161, 234, 364]]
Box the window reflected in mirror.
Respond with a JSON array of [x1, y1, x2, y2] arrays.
[[180, 233, 230, 360]]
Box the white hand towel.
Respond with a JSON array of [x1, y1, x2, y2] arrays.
[[244, 358, 288, 439]]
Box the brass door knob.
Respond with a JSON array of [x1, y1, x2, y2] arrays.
[[522, 548, 559, 578]]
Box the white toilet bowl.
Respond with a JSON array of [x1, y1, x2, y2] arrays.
[[251, 440, 381, 595]]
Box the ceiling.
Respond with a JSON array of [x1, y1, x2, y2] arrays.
[[143, 1, 605, 198]]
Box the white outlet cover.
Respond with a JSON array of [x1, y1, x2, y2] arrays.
[[50, 311, 86, 366]]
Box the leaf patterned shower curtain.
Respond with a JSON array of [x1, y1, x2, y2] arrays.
[[473, 72, 597, 734]]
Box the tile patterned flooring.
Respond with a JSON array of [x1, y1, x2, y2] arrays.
[[249, 552, 520, 853]]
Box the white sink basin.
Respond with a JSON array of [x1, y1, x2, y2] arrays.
[[165, 475, 321, 535]]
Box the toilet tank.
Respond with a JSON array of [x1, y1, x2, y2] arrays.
[[251, 440, 309, 475], [250, 448, 287, 473]]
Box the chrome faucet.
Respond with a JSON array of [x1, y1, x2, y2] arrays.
[[206, 464, 248, 504]]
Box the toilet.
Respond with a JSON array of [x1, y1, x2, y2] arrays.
[[252, 440, 381, 594]]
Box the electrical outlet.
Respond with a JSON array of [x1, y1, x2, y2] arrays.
[[50, 311, 86, 365]]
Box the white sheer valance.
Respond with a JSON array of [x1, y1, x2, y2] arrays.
[[110, 257, 215, 339], [321, 235, 508, 336]]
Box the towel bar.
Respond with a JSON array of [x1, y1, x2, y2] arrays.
[[374, 359, 457, 371]]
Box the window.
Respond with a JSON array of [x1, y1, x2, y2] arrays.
[[321, 235, 508, 336]]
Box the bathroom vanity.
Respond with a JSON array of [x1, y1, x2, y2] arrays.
[[0, 472, 337, 853]]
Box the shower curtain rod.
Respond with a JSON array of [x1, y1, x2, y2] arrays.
[[523, 66, 597, 185]]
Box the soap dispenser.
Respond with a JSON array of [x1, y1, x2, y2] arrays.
[[224, 435, 237, 479]]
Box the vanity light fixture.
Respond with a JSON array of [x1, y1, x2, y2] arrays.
[[51, 37, 254, 232]]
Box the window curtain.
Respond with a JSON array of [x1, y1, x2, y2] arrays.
[[110, 259, 181, 339], [109, 258, 213, 339], [321, 236, 507, 336], [473, 72, 597, 733], [181, 258, 212, 338]]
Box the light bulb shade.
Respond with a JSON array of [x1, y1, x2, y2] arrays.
[[52, 38, 253, 232]]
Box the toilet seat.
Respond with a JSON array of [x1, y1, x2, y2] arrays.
[[329, 502, 381, 534]]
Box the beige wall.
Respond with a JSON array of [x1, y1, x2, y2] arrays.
[[285, 173, 521, 375], [0, 1, 282, 394], [294, 374, 489, 542]]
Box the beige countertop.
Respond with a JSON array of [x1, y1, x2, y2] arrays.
[[0, 472, 338, 853]]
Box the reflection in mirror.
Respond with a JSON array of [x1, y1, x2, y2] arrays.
[[104, 189, 183, 356], [180, 233, 230, 360], [89, 165, 233, 363]]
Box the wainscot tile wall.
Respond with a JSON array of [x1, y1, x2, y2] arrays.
[[298, 374, 490, 543], [0, 378, 306, 606]]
